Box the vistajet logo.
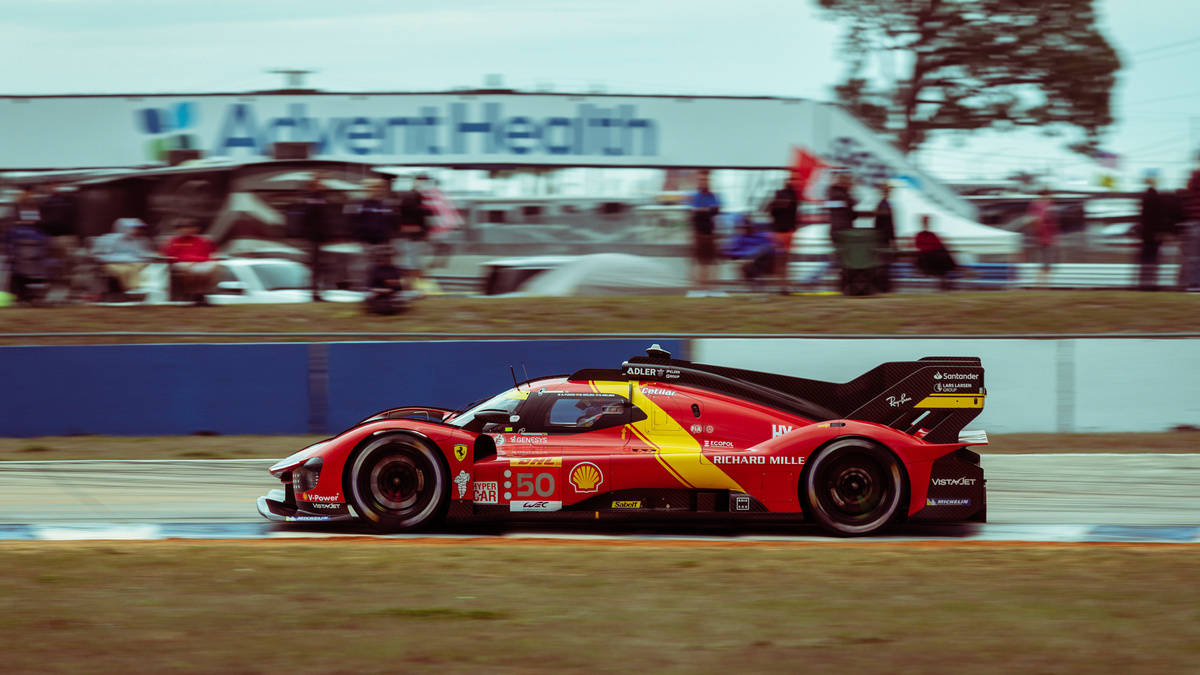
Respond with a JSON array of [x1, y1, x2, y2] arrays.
[[931, 476, 977, 486]]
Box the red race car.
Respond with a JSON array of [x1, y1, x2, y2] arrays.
[[258, 345, 987, 536]]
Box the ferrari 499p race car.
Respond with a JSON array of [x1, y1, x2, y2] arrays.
[[259, 345, 988, 536]]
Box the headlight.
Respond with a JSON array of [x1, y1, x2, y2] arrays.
[[269, 442, 327, 474], [293, 456, 323, 494]]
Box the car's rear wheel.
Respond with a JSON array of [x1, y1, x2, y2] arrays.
[[802, 438, 905, 536], [347, 435, 448, 532]]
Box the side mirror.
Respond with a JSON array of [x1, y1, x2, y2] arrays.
[[215, 280, 246, 295], [474, 410, 515, 425]]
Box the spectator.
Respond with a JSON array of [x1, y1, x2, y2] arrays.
[[914, 215, 957, 290], [297, 176, 333, 301], [91, 218, 155, 299], [1137, 172, 1169, 291], [826, 171, 857, 245], [422, 176, 463, 270], [1026, 189, 1058, 288], [765, 177, 798, 294], [688, 171, 721, 293], [351, 178, 396, 247], [824, 171, 863, 286], [364, 245, 408, 316], [38, 184, 79, 299], [3, 208, 49, 304], [396, 174, 432, 286], [1179, 154, 1200, 291], [161, 219, 218, 305], [873, 182, 897, 293], [723, 216, 776, 291]]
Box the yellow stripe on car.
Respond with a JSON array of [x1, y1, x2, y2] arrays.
[[590, 381, 744, 493], [913, 393, 986, 409]]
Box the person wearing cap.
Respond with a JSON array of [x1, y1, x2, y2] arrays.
[[1138, 171, 1168, 291], [3, 200, 49, 304], [91, 218, 155, 297]]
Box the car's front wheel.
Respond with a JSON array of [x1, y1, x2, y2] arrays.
[[347, 434, 448, 532], [801, 438, 905, 536]]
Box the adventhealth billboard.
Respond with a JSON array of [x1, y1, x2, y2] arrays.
[[0, 91, 973, 217]]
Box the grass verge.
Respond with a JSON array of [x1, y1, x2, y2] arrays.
[[0, 432, 1195, 462], [1, 541, 1196, 673], [1, 291, 1198, 344]]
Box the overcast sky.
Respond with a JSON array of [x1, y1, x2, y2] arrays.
[[2, 0, 1198, 187]]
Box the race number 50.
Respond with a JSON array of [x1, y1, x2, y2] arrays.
[[516, 472, 555, 498]]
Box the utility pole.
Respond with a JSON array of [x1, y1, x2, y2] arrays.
[[268, 69, 316, 92]]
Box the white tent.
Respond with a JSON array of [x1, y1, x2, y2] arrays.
[[792, 185, 1021, 256], [511, 253, 689, 296]]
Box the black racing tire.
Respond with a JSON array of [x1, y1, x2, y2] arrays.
[[346, 434, 449, 532], [801, 438, 906, 536]]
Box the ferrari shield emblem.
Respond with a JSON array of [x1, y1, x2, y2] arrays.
[[453, 444, 468, 462]]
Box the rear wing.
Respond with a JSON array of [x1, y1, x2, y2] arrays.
[[614, 354, 985, 445], [834, 357, 985, 444]]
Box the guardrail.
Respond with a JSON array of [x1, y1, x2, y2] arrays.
[[780, 261, 1180, 291], [429, 261, 1184, 296]]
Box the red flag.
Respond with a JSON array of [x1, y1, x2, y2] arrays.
[[424, 186, 463, 236], [790, 147, 836, 202]]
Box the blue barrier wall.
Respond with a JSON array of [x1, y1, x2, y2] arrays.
[[0, 339, 685, 437], [1, 344, 311, 436], [325, 339, 685, 433]]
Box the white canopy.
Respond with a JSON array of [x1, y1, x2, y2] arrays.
[[794, 185, 1022, 256]]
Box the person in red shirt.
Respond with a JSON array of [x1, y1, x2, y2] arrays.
[[161, 219, 218, 305], [1025, 189, 1059, 287], [914, 214, 957, 290]]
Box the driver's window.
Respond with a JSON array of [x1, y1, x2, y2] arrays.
[[542, 394, 644, 432]]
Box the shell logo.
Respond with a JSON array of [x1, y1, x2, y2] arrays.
[[569, 462, 604, 493]]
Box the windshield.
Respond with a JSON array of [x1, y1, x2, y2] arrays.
[[447, 389, 527, 429], [252, 263, 311, 291]]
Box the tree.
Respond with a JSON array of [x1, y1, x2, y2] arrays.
[[814, 0, 1120, 156]]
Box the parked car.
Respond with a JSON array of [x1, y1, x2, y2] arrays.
[[207, 258, 366, 304]]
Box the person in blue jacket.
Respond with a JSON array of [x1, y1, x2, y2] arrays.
[[723, 216, 776, 291], [689, 172, 721, 292]]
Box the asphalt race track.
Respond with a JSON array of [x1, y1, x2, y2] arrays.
[[1, 454, 1198, 543]]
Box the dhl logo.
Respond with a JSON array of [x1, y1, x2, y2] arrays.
[[509, 457, 562, 467]]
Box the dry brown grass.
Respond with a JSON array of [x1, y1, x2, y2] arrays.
[[1, 541, 1197, 673], [1, 291, 1198, 344], [0, 432, 1194, 461]]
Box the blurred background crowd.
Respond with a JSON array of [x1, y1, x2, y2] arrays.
[[3, 152, 1198, 308]]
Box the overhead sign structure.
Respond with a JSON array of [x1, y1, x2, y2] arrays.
[[0, 91, 974, 218]]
